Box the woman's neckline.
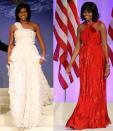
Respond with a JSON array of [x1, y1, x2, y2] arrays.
[[84, 20, 99, 26], [81, 20, 101, 33], [18, 22, 35, 32]]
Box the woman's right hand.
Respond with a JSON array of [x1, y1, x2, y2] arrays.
[[8, 58, 12, 65], [66, 65, 71, 74]]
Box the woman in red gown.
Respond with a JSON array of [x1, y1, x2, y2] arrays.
[[66, 2, 111, 129]]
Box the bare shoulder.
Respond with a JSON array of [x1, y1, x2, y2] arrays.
[[10, 24, 16, 32], [30, 22, 40, 31], [98, 21, 106, 31], [77, 23, 84, 32], [78, 22, 88, 33]]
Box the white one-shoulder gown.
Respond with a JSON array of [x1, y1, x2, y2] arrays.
[[8, 22, 52, 128]]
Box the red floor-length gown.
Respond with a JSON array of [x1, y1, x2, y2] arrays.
[[66, 21, 111, 130]]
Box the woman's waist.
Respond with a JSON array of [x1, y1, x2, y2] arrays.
[[13, 44, 38, 53], [15, 41, 35, 46], [82, 42, 101, 46], [10, 45, 40, 61], [80, 43, 103, 52]]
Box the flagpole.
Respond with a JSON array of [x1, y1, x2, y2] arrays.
[[64, 89, 66, 102]]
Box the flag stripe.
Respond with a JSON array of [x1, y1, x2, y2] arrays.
[[55, 12, 67, 35], [68, 17, 77, 45], [58, 65, 68, 89], [57, 0, 67, 17], [112, 8, 113, 17], [54, 26, 67, 63], [68, 0, 80, 25], [108, 45, 113, 65], [108, 8, 113, 66], [108, 25, 113, 40], [54, 19, 67, 44], [56, 3, 67, 25], [54, 0, 80, 89]]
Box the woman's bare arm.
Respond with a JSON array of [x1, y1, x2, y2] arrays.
[[34, 24, 46, 59], [68, 25, 81, 67], [8, 25, 15, 64], [100, 23, 109, 64], [100, 23, 110, 78]]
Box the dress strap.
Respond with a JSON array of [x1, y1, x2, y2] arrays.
[[14, 22, 23, 30]]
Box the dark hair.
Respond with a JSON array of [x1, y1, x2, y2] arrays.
[[81, 2, 99, 22], [15, 3, 31, 22]]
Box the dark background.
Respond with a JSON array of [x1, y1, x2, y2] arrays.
[[0, 0, 53, 87]]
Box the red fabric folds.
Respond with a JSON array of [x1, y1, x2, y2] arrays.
[[66, 22, 111, 129]]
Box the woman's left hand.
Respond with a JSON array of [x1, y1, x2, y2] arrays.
[[104, 67, 110, 79], [39, 57, 45, 64]]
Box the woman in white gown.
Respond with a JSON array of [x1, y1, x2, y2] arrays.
[[7, 3, 52, 128]]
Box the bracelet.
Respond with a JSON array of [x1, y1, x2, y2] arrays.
[[106, 63, 110, 65], [41, 56, 46, 60], [106, 64, 110, 69], [106, 63, 110, 66]]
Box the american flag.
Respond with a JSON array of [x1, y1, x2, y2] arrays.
[[108, 8, 113, 66], [54, 0, 80, 89]]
